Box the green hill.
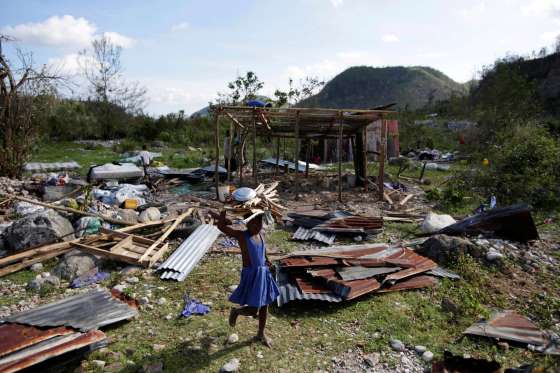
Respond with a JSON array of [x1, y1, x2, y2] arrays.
[[301, 65, 467, 110]]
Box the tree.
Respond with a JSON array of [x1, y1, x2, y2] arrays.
[[0, 36, 59, 178], [80, 36, 147, 138], [274, 76, 324, 107], [220, 71, 263, 105]]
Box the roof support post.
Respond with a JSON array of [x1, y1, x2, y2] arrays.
[[252, 108, 257, 185], [275, 137, 280, 177], [338, 111, 343, 203], [294, 110, 300, 199], [363, 125, 368, 192], [305, 139, 310, 178], [213, 110, 220, 201], [227, 122, 233, 181], [378, 118, 387, 201]]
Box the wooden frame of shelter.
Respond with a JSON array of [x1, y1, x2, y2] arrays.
[[209, 105, 395, 202]]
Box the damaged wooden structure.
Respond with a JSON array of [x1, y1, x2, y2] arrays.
[[209, 106, 396, 202]]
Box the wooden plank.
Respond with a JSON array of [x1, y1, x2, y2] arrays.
[[71, 243, 145, 266], [109, 235, 134, 254], [147, 243, 170, 267], [138, 209, 193, 263], [294, 110, 300, 198], [383, 191, 394, 205], [0, 247, 71, 277], [252, 110, 257, 184], [214, 112, 220, 200], [378, 119, 387, 201], [338, 111, 343, 202], [275, 137, 280, 177], [0, 241, 73, 267], [0, 193, 135, 226], [223, 111, 245, 129], [399, 194, 414, 206], [363, 126, 368, 192]]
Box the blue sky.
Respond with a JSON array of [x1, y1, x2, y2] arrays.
[[1, 0, 559, 115]]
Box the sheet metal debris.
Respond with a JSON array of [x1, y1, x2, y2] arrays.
[[0, 329, 106, 373], [292, 226, 336, 245], [276, 244, 447, 305], [24, 161, 80, 172], [159, 224, 221, 281], [463, 310, 559, 353], [276, 267, 342, 306], [1, 289, 138, 332], [438, 204, 539, 242]]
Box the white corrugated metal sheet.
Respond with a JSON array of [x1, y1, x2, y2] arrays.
[[159, 224, 221, 281], [24, 162, 80, 172]]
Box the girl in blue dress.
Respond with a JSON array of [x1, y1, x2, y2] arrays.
[[213, 210, 279, 347]]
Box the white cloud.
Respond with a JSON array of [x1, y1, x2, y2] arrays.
[[171, 22, 190, 32], [540, 30, 560, 42], [284, 51, 383, 82], [521, 0, 560, 17], [0, 15, 136, 49], [381, 34, 399, 43], [102, 31, 136, 48], [1, 15, 96, 48], [459, 1, 487, 19], [330, 0, 344, 8], [47, 53, 98, 76], [418, 51, 448, 59]]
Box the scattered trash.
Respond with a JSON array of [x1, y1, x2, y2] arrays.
[[70, 268, 110, 288], [181, 294, 210, 318]]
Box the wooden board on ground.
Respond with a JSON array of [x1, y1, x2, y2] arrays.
[[71, 229, 170, 267]]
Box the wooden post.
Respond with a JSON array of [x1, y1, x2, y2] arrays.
[[294, 110, 300, 198], [323, 139, 328, 163], [363, 126, 368, 192], [214, 111, 220, 200], [238, 134, 243, 186], [252, 110, 257, 185], [305, 140, 310, 178], [378, 118, 387, 201], [227, 122, 233, 181], [338, 111, 343, 202], [275, 137, 280, 177]]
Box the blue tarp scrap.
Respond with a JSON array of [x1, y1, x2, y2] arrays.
[[182, 294, 210, 317], [70, 269, 110, 288]]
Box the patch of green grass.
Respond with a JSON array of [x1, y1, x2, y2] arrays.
[[265, 229, 298, 253]]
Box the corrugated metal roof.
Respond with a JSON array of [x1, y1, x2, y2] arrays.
[[0, 324, 73, 358], [159, 224, 220, 281], [292, 227, 335, 245], [276, 267, 341, 307], [287, 243, 389, 259], [1, 289, 138, 332], [426, 267, 461, 279], [377, 275, 438, 293], [463, 310, 548, 346], [336, 266, 402, 281], [24, 162, 81, 172], [0, 329, 106, 373]]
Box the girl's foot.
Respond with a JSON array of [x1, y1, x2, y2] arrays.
[[229, 309, 238, 327], [255, 333, 273, 348]]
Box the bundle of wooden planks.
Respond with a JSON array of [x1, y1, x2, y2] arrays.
[[231, 182, 286, 221]]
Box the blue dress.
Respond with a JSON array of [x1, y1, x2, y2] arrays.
[[229, 231, 279, 308]]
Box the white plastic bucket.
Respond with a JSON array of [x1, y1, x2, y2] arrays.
[[218, 185, 230, 202]]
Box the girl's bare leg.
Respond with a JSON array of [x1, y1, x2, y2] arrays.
[[229, 306, 258, 327], [256, 306, 272, 348]]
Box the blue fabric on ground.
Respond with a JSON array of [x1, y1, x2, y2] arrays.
[[182, 294, 210, 317], [70, 270, 109, 288], [229, 231, 279, 308]]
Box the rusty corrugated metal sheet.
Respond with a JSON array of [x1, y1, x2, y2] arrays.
[[336, 266, 402, 281], [377, 275, 438, 293], [292, 227, 336, 245], [276, 267, 342, 306], [2, 289, 138, 332], [463, 310, 548, 346], [313, 216, 383, 233], [0, 324, 74, 358], [330, 278, 381, 300], [293, 274, 334, 294], [0, 330, 106, 373], [279, 257, 339, 267]]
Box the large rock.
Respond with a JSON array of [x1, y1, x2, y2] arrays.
[[4, 210, 75, 252], [116, 209, 138, 224], [420, 212, 456, 234], [138, 207, 161, 223], [52, 250, 98, 280], [418, 234, 484, 265]]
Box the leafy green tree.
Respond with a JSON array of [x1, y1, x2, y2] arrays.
[[274, 76, 324, 107]]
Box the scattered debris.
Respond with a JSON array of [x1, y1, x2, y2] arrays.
[[181, 294, 210, 317]]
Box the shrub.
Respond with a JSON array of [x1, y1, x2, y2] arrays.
[[470, 125, 560, 210]]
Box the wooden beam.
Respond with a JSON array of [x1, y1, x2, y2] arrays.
[[0, 193, 134, 226], [72, 242, 145, 267], [363, 126, 368, 192], [275, 137, 280, 177], [378, 118, 387, 201], [252, 109, 257, 184], [138, 209, 193, 263], [294, 110, 300, 199], [227, 122, 233, 181], [338, 111, 343, 203], [223, 111, 245, 129], [214, 112, 220, 200], [305, 139, 310, 178]]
